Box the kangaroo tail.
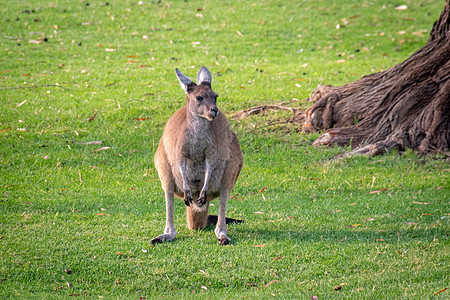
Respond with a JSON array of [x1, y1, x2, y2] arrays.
[[205, 215, 244, 227]]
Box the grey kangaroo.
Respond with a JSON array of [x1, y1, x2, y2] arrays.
[[151, 67, 243, 245]]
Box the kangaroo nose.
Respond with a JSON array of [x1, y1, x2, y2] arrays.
[[208, 107, 219, 119]]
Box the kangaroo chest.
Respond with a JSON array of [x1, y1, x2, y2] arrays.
[[179, 129, 224, 193], [182, 131, 213, 162]]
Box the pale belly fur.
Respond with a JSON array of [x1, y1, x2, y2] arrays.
[[172, 159, 225, 199]]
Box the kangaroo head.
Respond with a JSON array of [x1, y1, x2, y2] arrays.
[[175, 67, 219, 121]]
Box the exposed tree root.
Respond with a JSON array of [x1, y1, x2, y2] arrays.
[[231, 3, 450, 158], [302, 2, 450, 157]]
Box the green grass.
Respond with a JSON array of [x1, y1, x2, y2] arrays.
[[1, 0, 448, 298]]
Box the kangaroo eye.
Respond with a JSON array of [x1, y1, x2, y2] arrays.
[[196, 96, 203, 102]]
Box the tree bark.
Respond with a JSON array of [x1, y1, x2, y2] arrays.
[[303, 1, 450, 156]]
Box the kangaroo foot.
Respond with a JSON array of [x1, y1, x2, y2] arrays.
[[218, 235, 230, 246], [216, 231, 231, 246], [151, 231, 176, 245], [151, 237, 163, 245]]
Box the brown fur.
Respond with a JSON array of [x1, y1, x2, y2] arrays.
[[151, 67, 243, 245]]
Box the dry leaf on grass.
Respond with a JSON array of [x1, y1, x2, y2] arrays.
[[434, 288, 447, 296], [88, 112, 97, 122], [265, 280, 281, 287], [348, 224, 361, 228], [272, 256, 283, 261], [259, 186, 267, 193], [370, 188, 386, 194], [93, 147, 110, 152], [17, 100, 27, 107]]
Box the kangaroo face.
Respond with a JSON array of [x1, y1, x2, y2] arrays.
[[186, 84, 219, 121], [175, 67, 219, 121]]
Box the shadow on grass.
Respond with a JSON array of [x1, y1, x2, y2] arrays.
[[148, 217, 447, 246], [235, 227, 447, 245]]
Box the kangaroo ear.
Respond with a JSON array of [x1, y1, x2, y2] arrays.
[[197, 67, 212, 86], [175, 68, 196, 93]]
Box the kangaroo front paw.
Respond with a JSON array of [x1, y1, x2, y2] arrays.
[[184, 197, 192, 206], [184, 191, 193, 206], [196, 193, 207, 207]]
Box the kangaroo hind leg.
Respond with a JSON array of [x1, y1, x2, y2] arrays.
[[151, 189, 177, 244], [214, 189, 232, 245]]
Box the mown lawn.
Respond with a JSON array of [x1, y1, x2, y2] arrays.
[[0, 0, 448, 298]]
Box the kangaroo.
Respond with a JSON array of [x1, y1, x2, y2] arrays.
[[151, 67, 243, 246]]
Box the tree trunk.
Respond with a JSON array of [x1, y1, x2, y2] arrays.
[[303, 1, 450, 156]]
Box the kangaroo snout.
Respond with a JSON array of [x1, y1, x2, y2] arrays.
[[209, 106, 219, 119]]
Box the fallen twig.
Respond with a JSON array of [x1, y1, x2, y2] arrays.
[[0, 84, 66, 90], [2, 36, 20, 40], [71, 140, 103, 145], [231, 104, 295, 119], [125, 98, 144, 103], [232, 105, 305, 133]]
